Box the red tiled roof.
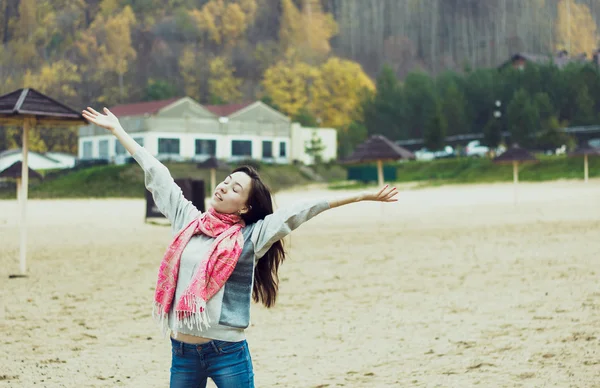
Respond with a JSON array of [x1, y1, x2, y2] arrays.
[[109, 98, 181, 117], [203, 102, 254, 117]]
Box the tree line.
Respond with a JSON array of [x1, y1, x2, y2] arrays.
[[342, 61, 600, 157]]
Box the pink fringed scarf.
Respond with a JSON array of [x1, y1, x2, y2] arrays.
[[152, 208, 245, 335]]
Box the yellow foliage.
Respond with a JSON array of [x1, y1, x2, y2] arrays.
[[238, 0, 258, 23], [279, 0, 303, 50], [222, 3, 247, 46], [191, 0, 256, 48], [100, 6, 137, 76], [555, 0, 598, 58], [2, 125, 47, 153], [23, 60, 81, 98], [301, 0, 338, 59], [16, 0, 36, 40], [262, 58, 318, 117], [100, 0, 120, 17], [309, 57, 374, 128], [179, 46, 203, 99], [208, 56, 242, 103], [279, 0, 338, 62]]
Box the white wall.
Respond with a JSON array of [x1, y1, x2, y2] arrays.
[[78, 134, 147, 162], [77, 123, 336, 166], [290, 123, 338, 165]]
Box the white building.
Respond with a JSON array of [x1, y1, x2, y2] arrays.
[[77, 97, 337, 165]]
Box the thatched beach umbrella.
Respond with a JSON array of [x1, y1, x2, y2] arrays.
[[0, 88, 87, 277], [197, 157, 230, 193], [493, 145, 538, 204], [568, 143, 600, 183], [0, 161, 43, 201], [342, 135, 415, 186]]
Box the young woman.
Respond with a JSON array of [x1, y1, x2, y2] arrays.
[[82, 107, 398, 388]]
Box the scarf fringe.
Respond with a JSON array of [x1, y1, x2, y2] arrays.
[[152, 296, 211, 338]]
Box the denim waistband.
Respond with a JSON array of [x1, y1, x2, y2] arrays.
[[170, 337, 244, 354]]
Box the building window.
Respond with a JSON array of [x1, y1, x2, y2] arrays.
[[82, 141, 93, 159], [262, 141, 273, 158], [115, 141, 126, 155], [279, 141, 286, 157], [98, 139, 109, 160], [195, 139, 216, 156], [231, 140, 252, 157], [133, 137, 144, 147], [158, 138, 180, 155]]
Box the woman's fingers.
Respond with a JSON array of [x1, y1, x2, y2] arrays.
[[376, 184, 388, 197], [87, 107, 101, 116]]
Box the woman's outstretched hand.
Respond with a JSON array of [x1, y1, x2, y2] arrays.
[[82, 107, 121, 132], [360, 184, 399, 202]]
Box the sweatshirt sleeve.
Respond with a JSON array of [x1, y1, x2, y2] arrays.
[[251, 199, 330, 259], [132, 145, 201, 232]]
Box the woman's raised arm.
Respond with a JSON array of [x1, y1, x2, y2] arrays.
[[82, 107, 200, 232]]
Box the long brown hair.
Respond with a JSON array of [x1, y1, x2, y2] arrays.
[[232, 166, 285, 308]]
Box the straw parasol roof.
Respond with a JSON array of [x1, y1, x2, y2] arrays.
[[492, 145, 538, 164], [341, 135, 414, 187], [0, 161, 42, 180], [568, 143, 600, 157], [342, 135, 415, 164]]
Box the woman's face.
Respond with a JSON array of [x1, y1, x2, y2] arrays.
[[209, 172, 252, 215]]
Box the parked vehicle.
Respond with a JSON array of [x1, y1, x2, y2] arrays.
[[465, 140, 489, 157], [414, 146, 455, 161]]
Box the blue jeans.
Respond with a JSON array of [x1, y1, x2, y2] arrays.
[[169, 337, 254, 388]]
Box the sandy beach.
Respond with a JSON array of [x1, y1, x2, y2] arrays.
[[1, 180, 600, 387]]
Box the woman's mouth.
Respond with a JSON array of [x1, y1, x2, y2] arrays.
[[214, 192, 223, 201]]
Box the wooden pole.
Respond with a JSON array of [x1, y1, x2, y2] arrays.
[[584, 154, 589, 183], [210, 168, 216, 192], [16, 177, 21, 202], [19, 119, 30, 275], [377, 160, 384, 187], [513, 161, 519, 205]]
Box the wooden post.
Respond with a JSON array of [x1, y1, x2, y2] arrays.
[[19, 119, 30, 275], [210, 168, 216, 192], [512, 161, 519, 205], [16, 177, 21, 202], [377, 160, 384, 187], [584, 154, 589, 183]]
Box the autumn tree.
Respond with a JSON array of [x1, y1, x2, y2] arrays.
[[279, 0, 337, 62], [262, 56, 318, 117], [309, 57, 374, 128], [179, 46, 205, 101], [97, 6, 137, 101], [555, 0, 598, 58], [23, 61, 81, 100], [208, 56, 242, 103], [190, 0, 257, 50]]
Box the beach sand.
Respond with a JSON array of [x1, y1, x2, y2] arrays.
[[1, 180, 600, 387]]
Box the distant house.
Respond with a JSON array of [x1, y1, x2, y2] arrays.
[[0, 149, 75, 172], [77, 97, 337, 165], [498, 50, 592, 70]]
